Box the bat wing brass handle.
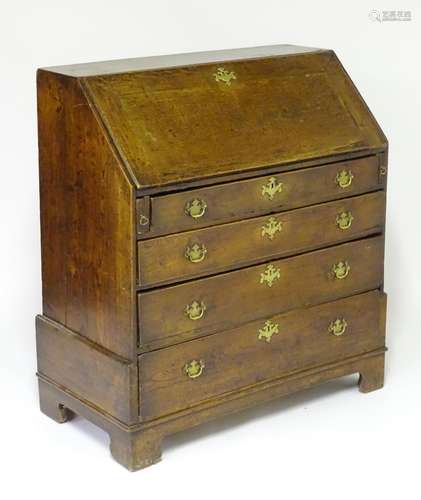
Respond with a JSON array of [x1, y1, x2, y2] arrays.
[[258, 320, 279, 342], [262, 177, 283, 200], [261, 217, 283, 239], [184, 359, 205, 379], [185, 199, 207, 219], [260, 264, 281, 287], [185, 301, 206, 321], [329, 318, 348, 336], [336, 169, 354, 188], [185, 243, 207, 263]]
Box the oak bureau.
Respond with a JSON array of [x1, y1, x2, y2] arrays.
[[36, 44, 388, 470]]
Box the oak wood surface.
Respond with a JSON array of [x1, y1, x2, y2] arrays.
[[138, 236, 384, 350], [37, 69, 137, 360], [138, 191, 385, 287], [36, 316, 138, 424], [36, 45, 388, 471], [38, 349, 386, 470], [82, 51, 385, 189], [140, 155, 381, 238], [138, 291, 385, 420]]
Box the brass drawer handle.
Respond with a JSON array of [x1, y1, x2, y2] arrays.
[[332, 260, 350, 280], [336, 211, 354, 230], [185, 300, 206, 321], [185, 243, 207, 263], [261, 217, 283, 240], [258, 320, 279, 343], [185, 198, 207, 219], [329, 318, 348, 336], [336, 169, 354, 188], [260, 264, 281, 287], [184, 359, 205, 379], [262, 177, 283, 200]]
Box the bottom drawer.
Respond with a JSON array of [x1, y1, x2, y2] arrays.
[[138, 290, 386, 420]]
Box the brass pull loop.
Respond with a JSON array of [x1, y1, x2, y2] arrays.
[[332, 261, 350, 280], [258, 320, 279, 343], [185, 301, 206, 321], [185, 199, 207, 219], [185, 243, 207, 263], [261, 217, 283, 240], [336, 169, 354, 188], [329, 318, 348, 336], [336, 211, 354, 230], [184, 359, 205, 379], [262, 177, 283, 200]]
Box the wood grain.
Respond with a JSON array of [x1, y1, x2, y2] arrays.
[[83, 51, 386, 190], [36, 315, 138, 424], [37, 69, 137, 359], [36, 45, 388, 470], [138, 236, 384, 350], [138, 291, 385, 420], [141, 155, 381, 238], [138, 191, 385, 287]]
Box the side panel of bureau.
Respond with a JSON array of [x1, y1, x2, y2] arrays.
[[37, 70, 137, 360], [138, 236, 384, 349], [36, 316, 139, 424], [138, 291, 386, 420]]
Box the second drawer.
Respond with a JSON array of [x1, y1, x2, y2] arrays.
[[138, 192, 385, 287]]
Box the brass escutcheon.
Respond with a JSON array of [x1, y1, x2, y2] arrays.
[[213, 67, 236, 86], [185, 243, 207, 263], [185, 198, 207, 219], [261, 217, 283, 240], [332, 260, 350, 280], [258, 320, 279, 343], [260, 264, 281, 287], [184, 359, 205, 379], [262, 177, 283, 200], [336, 211, 354, 230], [336, 169, 354, 188], [328, 318, 348, 336], [185, 300, 206, 321]]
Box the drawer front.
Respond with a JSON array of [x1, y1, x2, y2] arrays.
[[139, 291, 386, 420], [140, 155, 381, 238], [138, 236, 384, 349], [138, 192, 385, 287]]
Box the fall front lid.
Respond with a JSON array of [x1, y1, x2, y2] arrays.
[[73, 46, 386, 189]]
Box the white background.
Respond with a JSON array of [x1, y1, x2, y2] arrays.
[[1, 1, 420, 498]]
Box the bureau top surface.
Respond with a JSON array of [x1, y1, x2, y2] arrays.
[[40, 45, 386, 190]]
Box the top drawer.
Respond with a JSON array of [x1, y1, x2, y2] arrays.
[[138, 155, 383, 238]]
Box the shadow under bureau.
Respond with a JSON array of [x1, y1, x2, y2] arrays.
[[36, 44, 388, 470]]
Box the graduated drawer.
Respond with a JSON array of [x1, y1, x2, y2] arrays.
[[138, 291, 386, 420], [138, 191, 385, 287], [138, 155, 382, 238], [138, 236, 384, 350]]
